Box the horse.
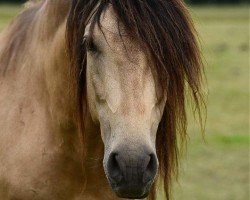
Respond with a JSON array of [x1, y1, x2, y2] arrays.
[[0, 0, 204, 199]]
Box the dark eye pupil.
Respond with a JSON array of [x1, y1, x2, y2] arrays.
[[87, 39, 97, 52]]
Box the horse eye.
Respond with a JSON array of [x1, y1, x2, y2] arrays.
[[86, 38, 98, 53]]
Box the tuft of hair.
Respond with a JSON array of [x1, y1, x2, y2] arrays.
[[66, 0, 205, 199]]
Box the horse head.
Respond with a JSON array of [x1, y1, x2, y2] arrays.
[[67, 0, 204, 199]]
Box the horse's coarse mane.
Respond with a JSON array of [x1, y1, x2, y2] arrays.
[[66, 0, 205, 199]]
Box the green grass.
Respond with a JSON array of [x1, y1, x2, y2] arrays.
[[0, 4, 249, 200], [172, 6, 249, 200]]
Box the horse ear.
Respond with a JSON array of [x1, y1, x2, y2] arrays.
[[44, 0, 70, 20], [44, 0, 70, 8], [38, 0, 71, 36]]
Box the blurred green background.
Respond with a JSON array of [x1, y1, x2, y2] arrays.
[[0, 2, 249, 200]]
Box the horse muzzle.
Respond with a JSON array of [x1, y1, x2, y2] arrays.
[[105, 146, 158, 199]]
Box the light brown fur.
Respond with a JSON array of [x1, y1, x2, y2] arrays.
[[0, 1, 160, 199], [0, 1, 120, 199], [0, 1, 204, 199]]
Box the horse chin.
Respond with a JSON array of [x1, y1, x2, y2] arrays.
[[116, 192, 149, 199], [109, 179, 152, 199], [113, 187, 150, 199]]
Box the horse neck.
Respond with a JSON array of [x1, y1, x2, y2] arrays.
[[40, 1, 105, 162], [2, 0, 105, 173], [0, 1, 110, 196], [33, 1, 75, 129], [41, 3, 107, 189]]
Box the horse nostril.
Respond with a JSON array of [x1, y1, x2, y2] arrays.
[[147, 154, 158, 173], [107, 150, 158, 188], [107, 153, 123, 183], [143, 153, 158, 184]]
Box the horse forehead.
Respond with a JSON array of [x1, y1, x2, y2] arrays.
[[98, 5, 141, 50], [99, 5, 125, 35], [96, 6, 153, 84]]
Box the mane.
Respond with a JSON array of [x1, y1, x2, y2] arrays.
[[67, 0, 205, 199]]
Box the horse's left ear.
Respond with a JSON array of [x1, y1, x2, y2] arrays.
[[44, 0, 70, 20], [38, 0, 71, 36]]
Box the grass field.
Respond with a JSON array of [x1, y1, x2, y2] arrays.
[[0, 4, 249, 200]]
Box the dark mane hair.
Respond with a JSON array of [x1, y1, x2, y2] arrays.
[[66, 0, 205, 199]]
